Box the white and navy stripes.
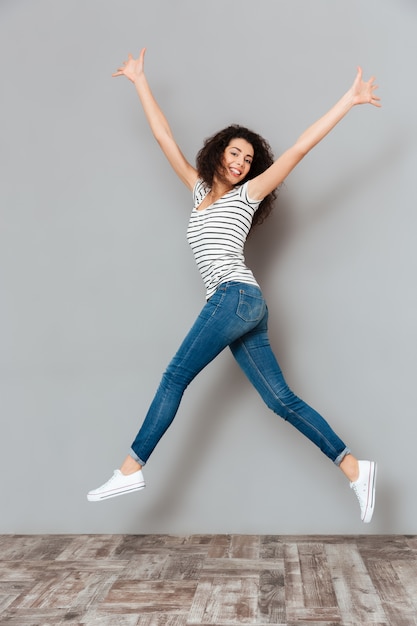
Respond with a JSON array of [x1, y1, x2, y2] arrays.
[[187, 179, 261, 300]]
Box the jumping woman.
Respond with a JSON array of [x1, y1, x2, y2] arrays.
[[87, 48, 380, 523]]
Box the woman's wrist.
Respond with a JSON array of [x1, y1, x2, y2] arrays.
[[341, 88, 355, 110], [132, 72, 146, 86]]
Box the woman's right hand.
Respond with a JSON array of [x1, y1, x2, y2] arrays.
[[112, 48, 146, 83], [111, 47, 198, 189]]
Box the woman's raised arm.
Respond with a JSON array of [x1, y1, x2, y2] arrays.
[[113, 48, 198, 190], [248, 67, 381, 201]]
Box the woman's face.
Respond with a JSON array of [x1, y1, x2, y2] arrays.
[[220, 138, 254, 185]]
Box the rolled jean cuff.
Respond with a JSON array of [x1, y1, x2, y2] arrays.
[[130, 448, 146, 466], [333, 447, 351, 466]]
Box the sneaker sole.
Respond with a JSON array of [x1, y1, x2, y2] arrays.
[[362, 462, 377, 523], [87, 483, 145, 502]]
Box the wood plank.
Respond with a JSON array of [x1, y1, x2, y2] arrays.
[[207, 534, 232, 558], [0, 535, 74, 560], [258, 567, 286, 624], [325, 542, 388, 625], [366, 559, 417, 626], [297, 542, 338, 609], [0, 607, 70, 625], [260, 535, 286, 560], [103, 580, 197, 614], [188, 575, 260, 624], [56, 534, 124, 561], [201, 557, 283, 576], [392, 560, 417, 616], [229, 535, 260, 560]]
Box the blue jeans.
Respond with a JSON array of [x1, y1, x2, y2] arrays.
[[130, 282, 350, 466]]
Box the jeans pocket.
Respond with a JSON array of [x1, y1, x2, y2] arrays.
[[236, 288, 265, 322]]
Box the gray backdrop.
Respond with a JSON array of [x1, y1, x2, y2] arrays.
[[1, 0, 416, 535]]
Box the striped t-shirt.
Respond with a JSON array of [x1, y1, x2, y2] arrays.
[[187, 179, 261, 300]]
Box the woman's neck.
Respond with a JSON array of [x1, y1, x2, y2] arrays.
[[210, 177, 233, 200]]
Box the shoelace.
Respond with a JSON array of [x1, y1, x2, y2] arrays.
[[351, 481, 366, 513], [99, 471, 119, 489]]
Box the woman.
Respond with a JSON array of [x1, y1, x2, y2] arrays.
[[87, 49, 380, 523]]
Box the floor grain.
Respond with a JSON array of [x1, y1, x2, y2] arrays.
[[0, 534, 416, 625]]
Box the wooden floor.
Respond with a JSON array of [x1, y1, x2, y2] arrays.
[[0, 534, 416, 626]]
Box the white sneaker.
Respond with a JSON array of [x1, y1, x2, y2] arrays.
[[87, 469, 145, 502], [350, 460, 377, 523]]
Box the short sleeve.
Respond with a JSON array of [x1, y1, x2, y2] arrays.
[[193, 179, 210, 209], [238, 181, 262, 210]]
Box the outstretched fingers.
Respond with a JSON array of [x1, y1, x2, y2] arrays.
[[112, 54, 129, 77], [112, 51, 144, 80], [369, 78, 381, 107], [352, 67, 381, 107]]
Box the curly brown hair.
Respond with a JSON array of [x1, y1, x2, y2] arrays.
[[196, 124, 278, 229]]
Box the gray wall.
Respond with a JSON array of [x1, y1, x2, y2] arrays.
[[1, 0, 416, 535]]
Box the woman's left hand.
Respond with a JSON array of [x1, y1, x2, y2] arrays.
[[351, 67, 381, 107]]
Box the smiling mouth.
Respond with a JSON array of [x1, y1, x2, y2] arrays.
[[229, 168, 242, 177]]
